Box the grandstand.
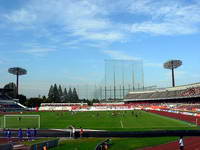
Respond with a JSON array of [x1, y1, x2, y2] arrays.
[[0, 89, 27, 112], [124, 82, 200, 103], [122, 83, 200, 113]]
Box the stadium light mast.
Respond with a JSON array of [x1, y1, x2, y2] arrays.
[[8, 67, 27, 96], [163, 60, 182, 87]]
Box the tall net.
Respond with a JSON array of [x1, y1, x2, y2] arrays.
[[60, 59, 144, 100], [103, 59, 144, 100]]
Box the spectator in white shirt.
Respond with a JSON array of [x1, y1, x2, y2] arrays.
[[179, 136, 184, 150]]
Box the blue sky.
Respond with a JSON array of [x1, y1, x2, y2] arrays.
[[0, 0, 200, 97]]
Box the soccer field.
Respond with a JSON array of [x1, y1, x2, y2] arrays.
[[1, 110, 198, 131]]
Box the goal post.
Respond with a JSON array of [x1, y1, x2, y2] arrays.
[[2, 115, 40, 129]]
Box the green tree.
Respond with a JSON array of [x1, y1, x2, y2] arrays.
[[26, 97, 44, 107], [18, 94, 27, 105], [42, 95, 46, 100], [48, 85, 54, 102], [63, 88, 68, 102], [72, 88, 79, 102], [68, 88, 73, 102], [53, 84, 60, 102], [4, 82, 17, 98], [58, 85, 63, 100]]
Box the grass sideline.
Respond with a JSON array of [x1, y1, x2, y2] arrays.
[[23, 137, 57, 146], [0, 110, 199, 131], [51, 137, 178, 150]]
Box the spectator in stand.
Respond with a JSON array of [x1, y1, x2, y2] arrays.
[[26, 128, 31, 141], [79, 127, 83, 138], [102, 142, 108, 150], [179, 136, 184, 150], [6, 129, 11, 142], [69, 126, 76, 138], [18, 128, 23, 141], [3, 128, 7, 138], [33, 128, 37, 140]]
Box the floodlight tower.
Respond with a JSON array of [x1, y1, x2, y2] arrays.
[[8, 67, 27, 96], [164, 60, 182, 87]]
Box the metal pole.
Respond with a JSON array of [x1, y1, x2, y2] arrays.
[[132, 63, 135, 91], [172, 68, 175, 87], [100, 86, 103, 100], [16, 73, 19, 97], [105, 60, 107, 100], [122, 61, 125, 98], [141, 61, 145, 90], [119, 85, 121, 99], [114, 64, 116, 101], [94, 84, 97, 99], [105, 86, 107, 101], [110, 85, 112, 100]]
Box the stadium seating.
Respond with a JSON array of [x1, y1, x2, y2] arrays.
[[0, 94, 26, 112], [125, 83, 200, 100]]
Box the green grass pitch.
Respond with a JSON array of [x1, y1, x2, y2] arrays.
[[51, 137, 179, 150], [1, 110, 198, 131], [4, 110, 199, 150]]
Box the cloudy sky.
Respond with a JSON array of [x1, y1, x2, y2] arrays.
[[0, 0, 200, 97]]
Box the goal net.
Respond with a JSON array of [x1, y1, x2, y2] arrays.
[[2, 115, 40, 129]]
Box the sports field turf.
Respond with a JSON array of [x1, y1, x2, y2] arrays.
[[1, 110, 198, 131], [51, 137, 178, 150]]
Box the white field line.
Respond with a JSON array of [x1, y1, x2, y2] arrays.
[[120, 120, 124, 128]]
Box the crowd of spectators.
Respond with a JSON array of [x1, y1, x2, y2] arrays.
[[125, 84, 200, 100], [181, 87, 200, 97]]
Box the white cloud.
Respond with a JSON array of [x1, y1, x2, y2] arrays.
[[62, 39, 82, 47], [128, 0, 200, 35], [144, 62, 162, 67], [4, 9, 37, 25], [3, 0, 124, 42], [2, 0, 200, 44], [74, 31, 124, 41], [103, 50, 140, 60], [19, 48, 56, 56], [131, 21, 198, 35]]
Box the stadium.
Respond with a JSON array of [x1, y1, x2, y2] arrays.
[[1, 69, 200, 150], [1, 0, 200, 150]]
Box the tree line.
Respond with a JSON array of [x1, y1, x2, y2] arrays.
[[47, 84, 79, 103], [3, 82, 81, 107]]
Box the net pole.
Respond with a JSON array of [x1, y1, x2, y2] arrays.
[[113, 63, 116, 101], [100, 86, 102, 100], [132, 63, 135, 91], [110, 86, 111, 99], [105, 60, 107, 100], [122, 61, 125, 99], [141, 61, 144, 90]]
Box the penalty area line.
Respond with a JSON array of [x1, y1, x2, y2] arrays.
[[120, 120, 124, 128]]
